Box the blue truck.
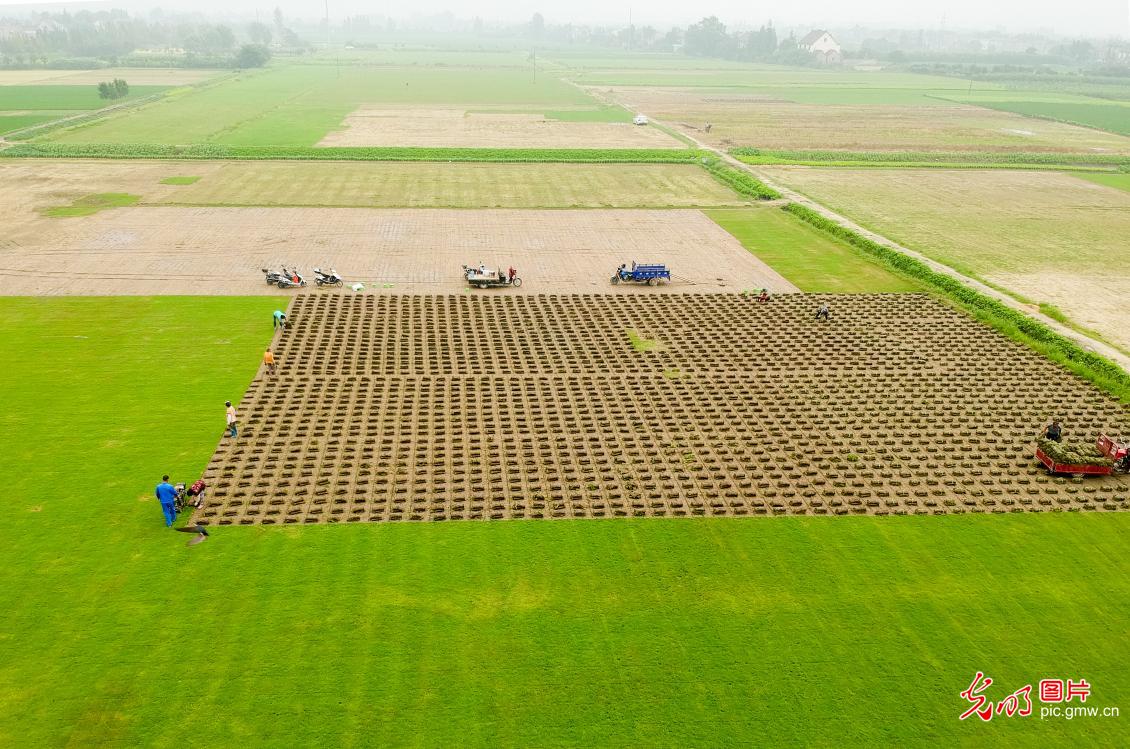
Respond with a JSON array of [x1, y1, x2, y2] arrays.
[[611, 262, 672, 286]]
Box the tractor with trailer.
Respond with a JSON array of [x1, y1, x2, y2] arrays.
[[1035, 434, 1129, 476]]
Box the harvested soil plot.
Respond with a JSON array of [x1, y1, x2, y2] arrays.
[[0, 207, 793, 295], [318, 106, 683, 148], [601, 87, 1130, 153], [197, 293, 1130, 525]]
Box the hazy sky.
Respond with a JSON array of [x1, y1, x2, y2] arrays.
[[1, 0, 1127, 37]]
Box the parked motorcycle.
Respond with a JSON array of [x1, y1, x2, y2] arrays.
[[313, 267, 344, 287]]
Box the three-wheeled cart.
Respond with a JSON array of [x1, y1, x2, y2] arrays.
[[611, 262, 671, 286], [462, 265, 522, 289]]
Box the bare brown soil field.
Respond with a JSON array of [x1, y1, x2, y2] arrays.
[[599, 87, 1130, 153], [759, 167, 1130, 351], [196, 293, 1130, 525], [318, 106, 683, 148], [0, 207, 794, 295]]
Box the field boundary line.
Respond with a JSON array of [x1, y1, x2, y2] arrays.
[[658, 119, 1130, 377], [0, 143, 701, 163]]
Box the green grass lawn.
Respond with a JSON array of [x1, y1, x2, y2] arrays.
[[2, 297, 1128, 746], [0, 84, 166, 110], [42, 192, 140, 217], [46, 64, 596, 147], [706, 206, 921, 292], [158, 175, 201, 185]]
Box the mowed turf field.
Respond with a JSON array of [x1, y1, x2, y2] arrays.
[[1, 297, 1128, 746], [707, 206, 920, 292], [757, 166, 1130, 352], [147, 161, 748, 208]]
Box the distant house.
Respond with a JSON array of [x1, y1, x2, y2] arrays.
[[799, 29, 842, 64]]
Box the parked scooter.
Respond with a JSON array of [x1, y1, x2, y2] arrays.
[[274, 267, 307, 289], [262, 266, 288, 285], [313, 267, 344, 287]]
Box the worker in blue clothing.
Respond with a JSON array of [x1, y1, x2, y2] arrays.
[[155, 474, 178, 527], [273, 310, 288, 330]]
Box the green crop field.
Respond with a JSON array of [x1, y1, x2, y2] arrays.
[[706, 206, 920, 292], [0, 85, 166, 111], [563, 59, 1130, 155], [1, 297, 1127, 747], [0, 84, 168, 137], [563, 62, 975, 92], [0, 113, 64, 135], [940, 92, 1130, 137], [145, 161, 748, 208], [45, 64, 599, 147]]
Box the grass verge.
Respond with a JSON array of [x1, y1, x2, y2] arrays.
[[42, 192, 140, 217], [3, 143, 701, 163], [1, 297, 1128, 746], [783, 203, 1130, 401]]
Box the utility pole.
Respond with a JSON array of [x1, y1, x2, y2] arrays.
[[628, 8, 633, 53]]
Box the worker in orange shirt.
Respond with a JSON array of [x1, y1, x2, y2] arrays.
[[263, 348, 276, 375]]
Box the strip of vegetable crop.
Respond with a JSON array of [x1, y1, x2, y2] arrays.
[[700, 158, 781, 201]]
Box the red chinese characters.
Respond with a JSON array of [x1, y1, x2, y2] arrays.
[[960, 672, 995, 721], [1066, 679, 1091, 703], [998, 684, 1033, 717]]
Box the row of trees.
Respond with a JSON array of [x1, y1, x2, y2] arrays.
[[0, 9, 300, 68], [523, 14, 817, 65], [96, 78, 128, 100]]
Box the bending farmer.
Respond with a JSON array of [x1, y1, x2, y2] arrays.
[[273, 310, 287, 330]]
